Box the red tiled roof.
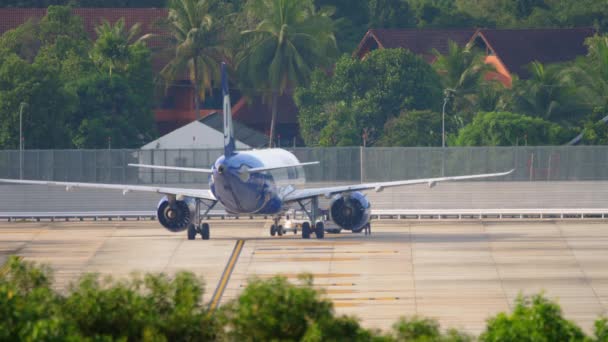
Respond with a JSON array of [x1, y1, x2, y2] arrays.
[[356, 28, 477, 61], [475, 28, 595, 78]]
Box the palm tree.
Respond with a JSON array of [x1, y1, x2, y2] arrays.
[[567, 35, 608, 114], [562, 35, 608, 144], [432, 40, 498, 114], [509, 61, 582, 123], [160, 0, 225, 119], [237, 0, 337, 147], [91, 18, 143, 76]]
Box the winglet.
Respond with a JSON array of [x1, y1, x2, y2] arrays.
[[222, 62, 236, 156]]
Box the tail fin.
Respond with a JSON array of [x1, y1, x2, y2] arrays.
[[222, 62, 236, 156]]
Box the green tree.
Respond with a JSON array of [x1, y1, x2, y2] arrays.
[[0, 256, 82, 341], [568, 36, 608, 120], [90, 18, 144, 76], [69, 17, 156, 149], [315, 0, 369, 53], [480, 293, 586, 342], [0, 51, 76, 149], [238, 0, 338, 147], [432, 40, 499, 124], [295, 48, 442, 147], [453, 111, 569, 146], [391, 316, 473, 341], [71, 72, 155, 149], [160, 0, 226, 120], [369, 0, 416, 28], [507, 61, 583, 123], [378, 110, 445, 147], [221, 275, 379, 341]]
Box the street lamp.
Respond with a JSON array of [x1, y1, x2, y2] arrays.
[[19, 102, 27, 180], [441, 88, 455, 148]]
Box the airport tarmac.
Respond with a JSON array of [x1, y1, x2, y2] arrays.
[[1, 219, 607, 335]]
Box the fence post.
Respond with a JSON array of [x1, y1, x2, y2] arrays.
[[360, 146, 364, 183]]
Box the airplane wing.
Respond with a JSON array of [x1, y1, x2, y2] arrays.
[[128, 164, 214, 173], [248, 161, 320, 172], [0, 178, 216, 201], [282, 169, 514, 203]]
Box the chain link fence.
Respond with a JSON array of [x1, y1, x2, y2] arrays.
[[0, 146, 607, 184]]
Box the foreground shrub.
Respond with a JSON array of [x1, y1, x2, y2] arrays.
[[220, 274, 382, 341], [0, 256, 81, 340], [4, 256, 608, 341], [391, 316, 473, 342], [0, 256, 218, 341], [480, 293, 587, 342]]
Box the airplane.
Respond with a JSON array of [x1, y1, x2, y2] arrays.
[[0, 63, 513, 240]]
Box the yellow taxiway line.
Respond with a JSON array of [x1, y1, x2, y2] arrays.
[[208, 239, 245, 312]]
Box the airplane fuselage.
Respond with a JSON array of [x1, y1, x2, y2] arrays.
[[209, 148, 305, 215]]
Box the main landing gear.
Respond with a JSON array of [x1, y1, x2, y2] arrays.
[[187, 199, 217, 240], [299, 197, 324, 240], [268, 197, 326, 240]]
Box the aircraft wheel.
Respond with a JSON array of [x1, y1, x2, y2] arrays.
[[277, 225, 284, 236], [187, 224, 196, 240], [270, 225, 277, 236], [315, 222, 325, 239], [302, 222, 311, 239], [201, 223, 210, 240]]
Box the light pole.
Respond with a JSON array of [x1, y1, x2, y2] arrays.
[[441, 88, 455, 148], [19, 102, 27, 179]]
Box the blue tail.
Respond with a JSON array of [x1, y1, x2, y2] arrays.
[[222, 62, 236, 156]]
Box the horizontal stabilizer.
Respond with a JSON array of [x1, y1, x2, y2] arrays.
[[248, 161, 320, 173], [128, 164, 213, 173]]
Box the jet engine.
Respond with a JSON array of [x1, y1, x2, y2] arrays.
[[157, 196, 196, 232], [329, 192, 371, 232]]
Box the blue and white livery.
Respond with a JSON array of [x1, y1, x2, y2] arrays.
[[0, 63, 513, 240]]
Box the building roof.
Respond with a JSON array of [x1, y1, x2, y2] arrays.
[[474, 28, 595, 78], [355, 28, 477, 61], [355, 27, 595, 79], [142, 112, 268, 150], [200, 112, 268, 149]]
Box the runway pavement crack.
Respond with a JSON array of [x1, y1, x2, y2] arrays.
[[482, 222, 511, 311], [79, 223, 119, 277], [163, 235, 185, 273], [556, 222, 603, 311], [409, 223, 418, 315]]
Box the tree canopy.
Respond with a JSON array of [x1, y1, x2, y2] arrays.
[[295, 48, 442, 147], [452, 111, 570, 146], [0, 5, 157, 149]]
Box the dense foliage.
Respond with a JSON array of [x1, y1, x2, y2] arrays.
[[0, 5, 156, 149], [1, 1, 608, 148], [3, 256, 608, 341], [295, 48, 441, 147], [452, 111, 569, 146]]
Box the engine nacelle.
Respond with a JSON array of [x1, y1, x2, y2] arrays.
[[329, 192, 371, 232], [157, 196, 196, 232]]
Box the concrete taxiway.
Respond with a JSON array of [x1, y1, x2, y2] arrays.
[[1, 220, 607, 334]]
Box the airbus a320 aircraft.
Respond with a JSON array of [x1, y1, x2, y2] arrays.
[[0, 63, 513, 240]]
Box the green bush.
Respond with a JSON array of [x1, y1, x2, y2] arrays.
[[220, 274, 381, 341], [4, 256, 608, 341]]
